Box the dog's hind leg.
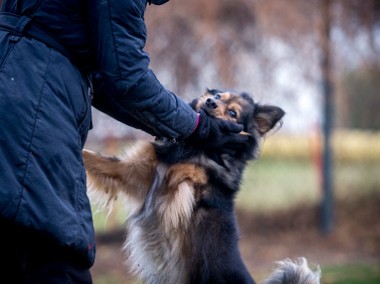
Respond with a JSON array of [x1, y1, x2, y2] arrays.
[[83, 141, 158, 206]]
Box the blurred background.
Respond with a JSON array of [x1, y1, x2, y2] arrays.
[[87, 0, 380, 283], [85, 1, 380, 283], [3, 0, 377, 282]]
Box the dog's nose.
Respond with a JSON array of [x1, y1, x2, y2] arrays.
[[206, 98, 218, 109]]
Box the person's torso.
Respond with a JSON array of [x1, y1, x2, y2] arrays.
[[1, 0, 93, 69]]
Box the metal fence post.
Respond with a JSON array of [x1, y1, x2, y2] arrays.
[[320, 0, 334, 234]]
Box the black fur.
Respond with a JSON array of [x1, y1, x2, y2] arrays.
[[151, 90, 284, 283], [84, 89, 285, 284]]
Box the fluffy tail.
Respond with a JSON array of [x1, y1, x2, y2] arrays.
[[262, 257, 321, 284]]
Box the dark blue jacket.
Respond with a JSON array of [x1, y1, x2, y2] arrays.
[[0, 0, 196, 266]]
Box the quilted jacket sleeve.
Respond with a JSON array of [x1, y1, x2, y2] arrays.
[[87, 0, 197, 139]]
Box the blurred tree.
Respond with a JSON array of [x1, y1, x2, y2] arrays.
[[145, 0, 380, 127], [319, 0, 334, 235], [341, 64, 380, 130], [145, 0, 257, 97], [334, 0, 380, 130], [1, 0, 378, 131], [334, 0, 380, 64]]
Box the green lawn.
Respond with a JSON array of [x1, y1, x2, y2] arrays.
[[236, 157, 380, 212], [321, 263, 380, 284], [90, 136, 380, 284], [92, 263, 380, 284], [237, 158, 319, 212], [93, 156, 380, 230]]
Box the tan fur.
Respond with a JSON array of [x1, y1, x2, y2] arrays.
[[165, 163, 208, 191], [158, 164, 207, 233], [83, 141, 157, 210], [84, 145, 207, 283], [194, 91, 249, 122], [157, 182, 195, 232], [83, 90, 319, 284], [228, 102, 243, 119], [219, 91, 231, 101]]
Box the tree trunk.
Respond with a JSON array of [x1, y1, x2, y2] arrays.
[[319, 0, 334, 234]]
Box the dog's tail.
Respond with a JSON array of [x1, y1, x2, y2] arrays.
[[262, 257, 321, 284]]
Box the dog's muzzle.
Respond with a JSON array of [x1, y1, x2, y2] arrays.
[[206, 98, 218, 109]]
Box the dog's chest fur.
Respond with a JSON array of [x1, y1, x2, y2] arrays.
[[84, 90, 285, 284], [122, 142, 246, 284]]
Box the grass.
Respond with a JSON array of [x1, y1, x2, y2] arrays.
[[89, 132, 380, 283], [236, 156, 380, 212], [237, 158, 319, 212], [92, 263, 380, 284], [92, 141, 380, 230], [90, 131, 380, 222], [92, 157, 380, 284], [92, 264, 380, 284], [321, 263, 380, 284]]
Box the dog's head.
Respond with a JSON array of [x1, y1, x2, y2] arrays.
[[190, 89, 285, 160]]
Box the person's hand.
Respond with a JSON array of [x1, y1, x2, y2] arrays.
[[186, 110, 249, 154]]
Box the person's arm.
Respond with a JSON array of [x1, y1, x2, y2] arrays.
[[87, 0, 197, 139], [87, 0, 248, 153]]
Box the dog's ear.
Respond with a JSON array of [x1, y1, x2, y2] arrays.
[[206, 88, 223, 96], [254, 105, 285, 136]]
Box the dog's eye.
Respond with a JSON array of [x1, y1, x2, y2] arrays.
[[228, 110, 237, 118], [214, 94, 221, 100]]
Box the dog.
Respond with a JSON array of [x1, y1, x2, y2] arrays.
[[83, 89, 320, 284]]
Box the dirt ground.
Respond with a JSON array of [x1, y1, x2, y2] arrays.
[[91, 192, 380, 283]]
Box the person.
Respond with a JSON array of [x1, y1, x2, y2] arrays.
[[0, 0, 247, 283]]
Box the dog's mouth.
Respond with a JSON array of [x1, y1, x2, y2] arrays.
[[200, 105, 212, 116], [198, 98, 224, 119], [194, 97, 251, 137]]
